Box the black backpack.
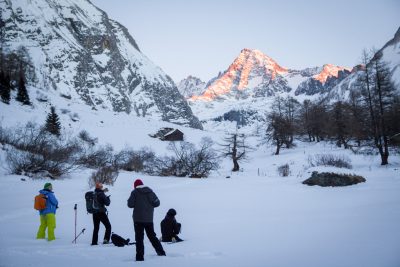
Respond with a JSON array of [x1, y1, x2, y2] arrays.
[[111, 233, 134, 247], [85, 191, 99, 214]]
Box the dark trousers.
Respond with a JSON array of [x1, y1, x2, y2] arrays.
[[92, 212, 111, 245], [134, 222, 164, 259]]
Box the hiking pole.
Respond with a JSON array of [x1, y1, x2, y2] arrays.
[[74, 204, 77, 244], [72, 228, 86, 243]]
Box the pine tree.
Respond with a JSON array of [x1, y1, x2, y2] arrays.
[[0, 70, 10, 104], [45, 106, 61, 136], [16, 71, 30, 105]]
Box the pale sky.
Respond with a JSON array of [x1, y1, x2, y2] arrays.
[[91, 0, 400, 83]]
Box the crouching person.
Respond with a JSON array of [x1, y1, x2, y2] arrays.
[[161, 208, 183, 242], [36, 183, 58, 241]]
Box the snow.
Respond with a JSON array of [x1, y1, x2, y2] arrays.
[[0, 118, 400, 267]]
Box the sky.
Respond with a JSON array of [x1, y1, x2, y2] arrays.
[[91, 0, 400, 83]]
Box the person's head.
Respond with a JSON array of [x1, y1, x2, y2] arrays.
[[44, 182, 52, 191], [167, 208, 177, 217], [95, 182, 103, 190], [134, 179, 143, 189]]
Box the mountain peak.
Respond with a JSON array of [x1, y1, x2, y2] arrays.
[[313, 64, 351, 84], [191, 49, 288, 101]]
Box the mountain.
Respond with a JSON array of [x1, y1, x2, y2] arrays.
[[0, 0, 202, 129], [187, 48, 352, 125], [326, 26, 400, 101], [177, 75, 206, 98]]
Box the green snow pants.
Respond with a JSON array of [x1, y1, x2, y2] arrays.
[[36, 213, 56, 241]]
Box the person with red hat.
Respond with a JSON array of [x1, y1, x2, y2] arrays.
[[91, 182, 112, 245], [127, 179, 165, 261]]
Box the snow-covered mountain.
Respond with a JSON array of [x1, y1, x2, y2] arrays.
[[187, 48, 351, 125], [177, 75, 206, 98], [188, 26, 400, 128], [0, 0, 202, 129], [327, 27, 400, 101]]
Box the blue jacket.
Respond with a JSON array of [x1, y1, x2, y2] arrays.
[[38, 189, 58, 215]]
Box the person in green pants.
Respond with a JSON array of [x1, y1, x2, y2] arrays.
[[36, 183, 58, 241]]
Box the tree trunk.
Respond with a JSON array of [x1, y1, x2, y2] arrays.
[[232, 158, 240, 172]]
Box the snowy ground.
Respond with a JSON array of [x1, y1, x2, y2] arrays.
[[0, 140, 399, 267]]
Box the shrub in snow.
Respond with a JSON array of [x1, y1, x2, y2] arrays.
[[77, 144, 114, 168], [302, 171, 366, 187], [277, 163, 290, 177], [308, 154, 352, 169], [89, 166, 119, 187], [114, 147, 156, 172], [4, 123, 81, 178], [152, 138, 220, 178]]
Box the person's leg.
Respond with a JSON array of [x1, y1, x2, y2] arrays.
[[91, 213, 100, 245], [46, 213, 56, 241], [99, 213, 111, 243], [134, 222, 145, 261], [36, 215, 47, 239], [144, 223, 165, 255]]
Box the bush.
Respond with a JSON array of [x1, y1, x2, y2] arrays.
[[89, 166, 119, 188], [277, 163, 290, 177], [158, 137, 220, 178], [77, 144, 114, 168], [308, 154, 352, 169], [114, 147, 156, 172], [4, 123, 81, 178]]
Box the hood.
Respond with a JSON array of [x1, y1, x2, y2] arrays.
[[39, 189, 52, 195], [135, 186, 153, 194]]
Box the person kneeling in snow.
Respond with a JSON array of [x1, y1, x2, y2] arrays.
[[36, 183, 58, 241], [161, 208, 183, 243]]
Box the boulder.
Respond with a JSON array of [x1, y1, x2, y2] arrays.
[[302, 171, 366, 187]]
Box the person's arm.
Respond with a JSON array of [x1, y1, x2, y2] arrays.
[[127, 191, 136, 208], [149, 192, 160, 207], [47, 192, 58, 207]]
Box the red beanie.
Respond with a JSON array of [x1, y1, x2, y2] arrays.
[[134, 179, 143, 188]]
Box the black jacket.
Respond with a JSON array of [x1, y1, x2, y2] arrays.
[[161, 214, 181, 242], [127, 186, 160, 223], [94, 188, 110, 213]]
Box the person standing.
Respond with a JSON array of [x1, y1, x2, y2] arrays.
[[91, 182, 112, 245], [36, 183, 58, 241], [127, 179, 165, 261]]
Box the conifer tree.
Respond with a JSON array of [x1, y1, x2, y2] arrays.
[[0, 70, 10, 104], [16, 71, 30, 105], [45, 106, 61, 136]]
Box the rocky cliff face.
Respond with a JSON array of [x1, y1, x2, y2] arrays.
[[0, 0, 202, 129], [177, 75, 206, 98]]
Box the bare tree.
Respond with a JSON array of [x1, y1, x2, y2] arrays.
[[220, 131, 251, 171], [358, 50, 397, 165]]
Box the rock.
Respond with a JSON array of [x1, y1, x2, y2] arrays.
[[302, 171, 366, 187]]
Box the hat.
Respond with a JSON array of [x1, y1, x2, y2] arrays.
[[44, 183, 52, 190], [134, 179, 143, 188], [167, 208, 177, 216], [95, 182, 103, 189]]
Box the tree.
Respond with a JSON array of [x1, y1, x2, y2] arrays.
[[358, 50, 397, 165], [16, 71, 30, 105], [45, 106, 61, 136], [220, 132, 250, 171], [329, 101, 352, 148], [0, 70, 10, 104]]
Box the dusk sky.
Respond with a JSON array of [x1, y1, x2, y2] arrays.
[[92, 0, 400, 83]]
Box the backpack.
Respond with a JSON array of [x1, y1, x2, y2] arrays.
[[111, 233, 134, 247], [34, 193, 47, 211], [85, 191, 99, 214]]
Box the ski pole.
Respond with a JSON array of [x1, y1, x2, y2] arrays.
[[74, 204, 77, 244], [72, 228, 85, 243]]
